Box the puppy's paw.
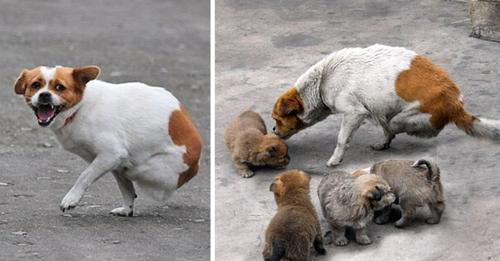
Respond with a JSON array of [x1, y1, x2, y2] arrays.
[[333, 236, 349, 246], [326, 157, 342, 168], [395, 218, 409, 228], [356, 235, 372, 245], [425, 217, 440, 225], [370, 142, 390, 151], [60, 191, 82, 212], [240, 169, 255, 178], [315, 245, 326, 255], [110, 207, 134, 217], [374, 215, 389, 225]]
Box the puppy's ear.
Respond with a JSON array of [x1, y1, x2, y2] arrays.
[[300, 170, 312, 182], [270, 179, 284, 197], [73, 66, 100, 88], [14, 69, 28, 95]]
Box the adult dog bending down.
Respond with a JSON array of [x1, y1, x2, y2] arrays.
[[272, 44, 500, 167]]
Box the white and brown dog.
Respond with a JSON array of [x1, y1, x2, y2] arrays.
[[272, 44, 500, 167], [14, 65, 202, 216]]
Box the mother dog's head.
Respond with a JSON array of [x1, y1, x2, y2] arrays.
[[271, 87, 305, 139]]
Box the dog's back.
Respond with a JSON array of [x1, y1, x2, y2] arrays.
[[371, 159, 443, 205], [224, 110, 266, 148]]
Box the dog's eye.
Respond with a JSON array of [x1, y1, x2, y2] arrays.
[[55, 84, 66, 91], [31, 82, 41, 89]]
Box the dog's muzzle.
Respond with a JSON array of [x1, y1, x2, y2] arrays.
[[32, 92, 64, 127]]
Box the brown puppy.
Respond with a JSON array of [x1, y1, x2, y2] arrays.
[[224, 110, 289, 178], [263, 170, 326, 261], [318, 170, 395, 246], [355, 159, 445, 228]]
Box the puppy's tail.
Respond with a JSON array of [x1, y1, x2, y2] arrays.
[[453, 107, 500, 140], [270, 240, 286, 261], [412, 159, 440, 182]]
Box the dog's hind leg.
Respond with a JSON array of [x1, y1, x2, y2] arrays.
[[327, 113, 367, 167], [395, 202, 416, 228], [426, 201, 445, 224], [313, 233, 326, 255], [110, 171, 136, 217], [370, 127, 395, 151]]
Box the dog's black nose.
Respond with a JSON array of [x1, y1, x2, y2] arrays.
[[38, 92, 51, 103], [272, 126, 276, 132]]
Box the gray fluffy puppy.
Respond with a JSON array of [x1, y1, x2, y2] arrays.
[[318, 170, 395, 246], [354, 159, 445, 227]]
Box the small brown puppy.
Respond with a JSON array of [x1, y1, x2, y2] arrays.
[[263, 170, 326, 261], [318, 170, 395, 246], [354, 159, 445, 228], [224, 110, 290, 178]]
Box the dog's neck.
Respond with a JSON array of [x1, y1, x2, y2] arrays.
[[50, 100, 84, 131], [295, 60, 332, 125]]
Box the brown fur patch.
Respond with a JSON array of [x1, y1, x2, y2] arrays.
[[52, 67, 84, 108], [169, 105, 203, 188], [395, 55, 475, 131], [352, 168, 368, 178], [271, 87, 305, 138]]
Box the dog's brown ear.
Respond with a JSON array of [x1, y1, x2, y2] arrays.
[[73, 66, 101, 87], [14, 69, 28, 95], [275, 88, 303, 116], [279, 96, 302, 116], [270, 179, 284, 197]]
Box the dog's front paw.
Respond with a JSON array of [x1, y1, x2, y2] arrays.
[[370, 142, 390, 151], [425, 217, 440, 225], [356, 235, 372, 245], [240, 169, 255, 178], [110, 207, 133, 217], [395, 218, 409, 228], [333, 236, 349, 246], [60, 190, 82, 212], [326, 157, 342, 168], [374, 215, 390, 225]]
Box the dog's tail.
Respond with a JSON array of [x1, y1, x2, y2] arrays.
[[412, 159, 440, 182], [453, 107, 500, 140], [270, 240, 286, 261]]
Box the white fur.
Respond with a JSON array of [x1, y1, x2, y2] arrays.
[[40, 66, 56, 82], [470, 118, 500, 139], [38, 76, 189, 214], [32, 66, 62, 107], [294, 44, 437, 167]]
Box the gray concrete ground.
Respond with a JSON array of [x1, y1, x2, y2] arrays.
[[0, 1, 209, 260], [215, 0, 500, 260]]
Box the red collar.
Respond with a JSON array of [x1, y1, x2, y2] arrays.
[[63, 110, 79, 127]]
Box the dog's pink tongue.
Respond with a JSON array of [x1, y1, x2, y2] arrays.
[[37, 107, 55, 121]]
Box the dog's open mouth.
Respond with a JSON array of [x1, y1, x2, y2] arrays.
[[32, 104, 64, 126]]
